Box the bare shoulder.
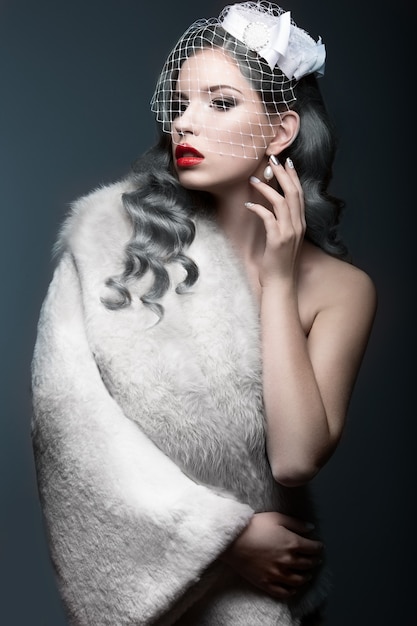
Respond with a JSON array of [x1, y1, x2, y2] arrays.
[[299, 242, 377, 329]]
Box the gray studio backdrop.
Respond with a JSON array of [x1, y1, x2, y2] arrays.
[[1, 0, 414, 624]]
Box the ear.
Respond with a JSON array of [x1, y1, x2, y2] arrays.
[[266, 111, 300, 156]]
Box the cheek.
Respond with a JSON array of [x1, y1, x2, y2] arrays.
[[204, 115, 273, 156], [213, 153, 263, 180], [213, 135, 266, 161]]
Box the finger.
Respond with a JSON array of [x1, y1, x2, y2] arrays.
[[293, 538, 324, 556], [286, 159, 305, 226], [262, 583, 298, 600], [269, 157, 305, 224], [274, 512, 317, 536], [249, 175, 290, 220], [283, 157, 303, 197], [245, 201, 280, 230], [279, 550, 322, 569], [250, 172, 301, 230], [273, 568, 313, 588], [283, 530, 324, 556], [287, 555, 323, 570], [283, 158, 306, 226], [270, 157, 302, 198]]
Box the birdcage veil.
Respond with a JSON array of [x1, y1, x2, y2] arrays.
[[150, 1, 326, 159]]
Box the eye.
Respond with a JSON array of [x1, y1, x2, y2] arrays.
[[171, 98, 189, 119], [210, 97, 237, 111]]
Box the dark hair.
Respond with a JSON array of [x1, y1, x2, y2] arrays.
[[102, 136, 200, 319], [284, 73, 348, 258], [103, 25, 349, 319]]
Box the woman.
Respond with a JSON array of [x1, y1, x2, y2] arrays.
[[31, 2, 377, 624]]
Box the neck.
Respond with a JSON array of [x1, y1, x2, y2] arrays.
[[213, 180, 271, 262]]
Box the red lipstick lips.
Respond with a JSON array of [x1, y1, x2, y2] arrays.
[[175, 144, 204, 168]]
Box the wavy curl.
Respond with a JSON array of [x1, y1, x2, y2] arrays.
[[102, 137, 201, 319]]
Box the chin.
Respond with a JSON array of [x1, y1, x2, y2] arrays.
[[175, 169, 206, 188]]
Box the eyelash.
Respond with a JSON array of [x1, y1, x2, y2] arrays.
[[210, 97, 237, 111], [171, 100, 187, 120], [172, 97, 237, 117]]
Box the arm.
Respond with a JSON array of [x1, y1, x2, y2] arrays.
[[31, 253, 253, 625], [247, 159, 377, 486]]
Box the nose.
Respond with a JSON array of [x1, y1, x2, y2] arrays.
[[172, 101, 201, 139]]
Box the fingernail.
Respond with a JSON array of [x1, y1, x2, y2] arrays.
[[245, 201, 254, 208], [250, 176, 261, 183], [270, 154, 279, 166], [286, 157, 294, 168]]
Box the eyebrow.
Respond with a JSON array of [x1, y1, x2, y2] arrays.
[[207, 84, 244, 95], [173, 85, 244, 97]]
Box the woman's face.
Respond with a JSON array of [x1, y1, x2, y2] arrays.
[[170, 48, 279, 191]]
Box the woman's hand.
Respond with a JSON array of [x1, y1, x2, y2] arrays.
[[220, 511, 323, 600], [246, 157, 305, 287]]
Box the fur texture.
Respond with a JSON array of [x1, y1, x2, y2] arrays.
[[32, 180, 330, 625]]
